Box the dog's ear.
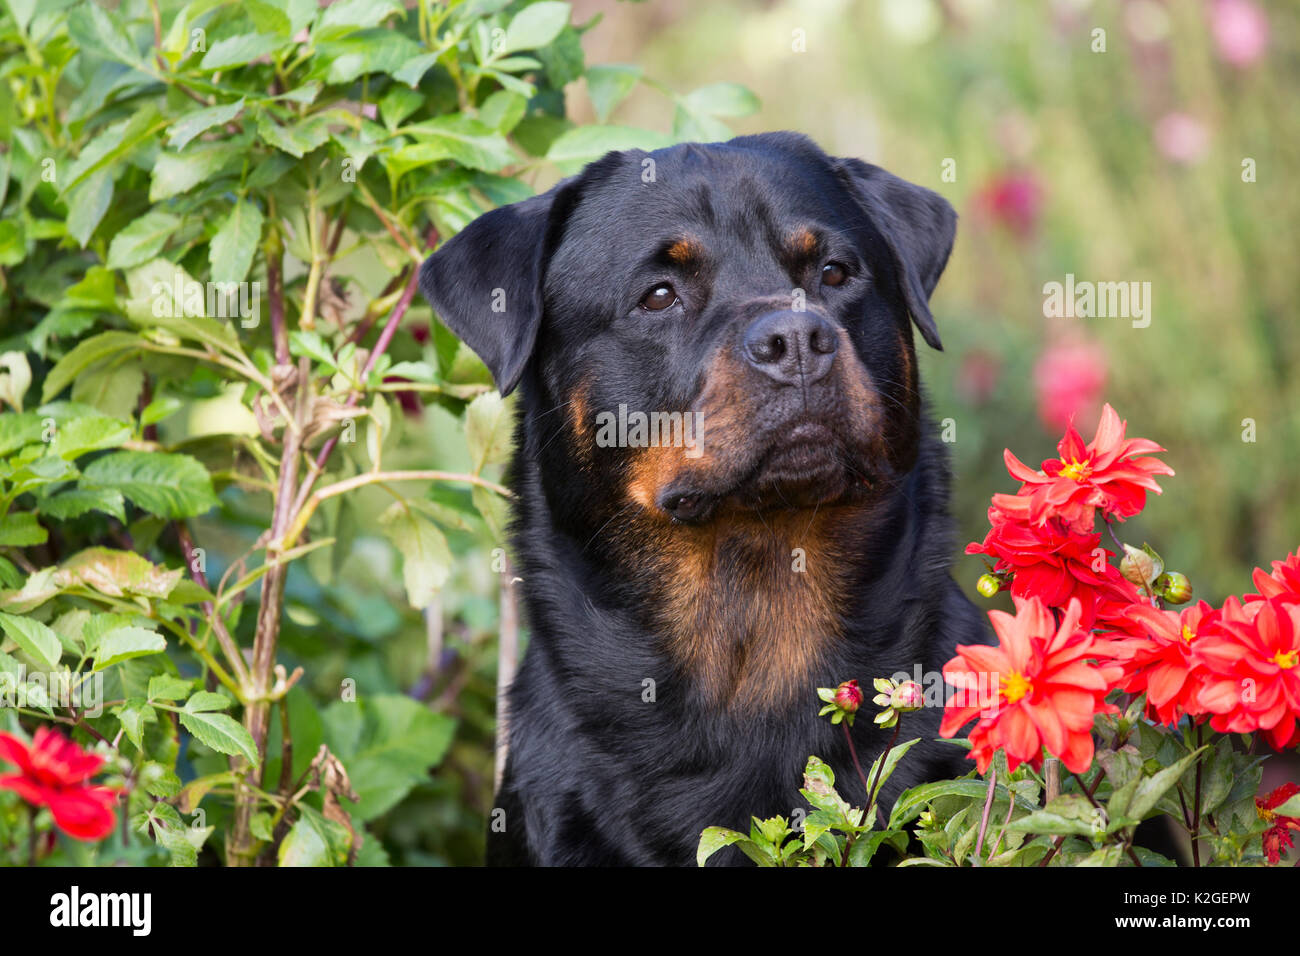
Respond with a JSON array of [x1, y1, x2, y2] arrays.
[[418, 183, 575, 396], [836, 158, 956, 351]]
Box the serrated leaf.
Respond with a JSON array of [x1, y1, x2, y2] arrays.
[[0, 512, 47, 547], [106, 211, 182, 270], [0, 611, 62, 670], [544, 124, 673, 166], [179, 709, 259, 765], [39, 488, 127, 523], [199, 33, 281, 70], [112, 699, 157, 750], [696, 826, 749, 867], [209, 200, 264, 284], [168, 99, 245, 150], [148, 674, 193, 702], [150, 142, 243, 202], [49, 415, 131, 460], [93, 626, 166, 670], [81, 451, 219, 519], [41, 332, 145, 403], [585, 64, 640, 123], [53, 547, 183, 599]]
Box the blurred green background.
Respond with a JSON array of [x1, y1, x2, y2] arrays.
[[195, 0, 1299, 864]]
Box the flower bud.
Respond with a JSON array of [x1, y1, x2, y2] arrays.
[[890, 681, 925, 713], [833, 679, 863, 714], [1156, 571, 1192, 604], [976, 573, 1001, 598], [1119, 544, 1157, 587]]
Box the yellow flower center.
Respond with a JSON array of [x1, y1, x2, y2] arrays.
[[1273, 649, 1299, 670], [1058, 459, 1092, 481], [1001, 671, 1033, 704], [1181, 625, 1196, 644]]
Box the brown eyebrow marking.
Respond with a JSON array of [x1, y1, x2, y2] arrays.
[[789, 227, 819, 256], [666, 237, 703, 264]]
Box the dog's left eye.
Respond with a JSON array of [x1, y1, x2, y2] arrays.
[[640, 283, 679, 311], [821, 262, 848, 287]]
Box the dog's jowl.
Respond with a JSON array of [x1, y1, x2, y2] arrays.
[[419, 132, 991, 866]]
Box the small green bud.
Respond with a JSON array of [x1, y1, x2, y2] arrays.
[[976, 573, 1001, 598]]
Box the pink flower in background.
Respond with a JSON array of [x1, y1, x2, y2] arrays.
[[972, 171, 1043, 239], [957, 349, 1001, 406], [1154, 113, 1210, 165], [1211, 0, 1268, 68], [1033, 341, 1107, 433]]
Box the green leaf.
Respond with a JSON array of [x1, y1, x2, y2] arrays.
[[465, 390, 511, 473], [278, 806, 351, 866], [315, 0, 402, 36], [256, 112, 332, 158], [379, 502, 451, 610], [585, 64, 641, 123], [0, 512, 47, 547], [93, 626, 167, 670], [185, 691, 233, 712], [66, 170, 114, 248], [63, 108, 161, 195], [681, 82, 760, 118], [150, 141, 243, 202], [81, 451, 219, 519], [501, 1, 570, 54], [106, 210, 183, 271], [112, 700, 157, 750], [179, 708, 259, 765], [1126, 747, 1208, 821], [289, 330, 336, 368], [862, 737, 921, 816], [168, 100, 246, 150], [209, 199, 265, 284], [148, 674, 194, 702], [545, 125, 673, 166], [0, 611, 62, 670], [1006, 794, 1104, 837], [42, 332, 146, 403], [199, 33, 282, 70], [54, 547, 185, 599], [321, 694, 455, 821], [390, 115, 516, 174], [67, 2, 142, 67], [696, 826, 750, 867], [49, 415, 132, 460], [39, 489, 127, 523]]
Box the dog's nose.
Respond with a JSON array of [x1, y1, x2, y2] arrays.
[[741, 311, 838, 385]]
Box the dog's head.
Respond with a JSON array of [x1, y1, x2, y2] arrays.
[[420, 132, 955, 526]]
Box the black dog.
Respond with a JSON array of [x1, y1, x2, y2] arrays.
[[419, 132, 990, 866]]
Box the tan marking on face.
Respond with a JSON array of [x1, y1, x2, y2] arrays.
[[790, 227, 818, 256], [666, 238, 702, 264]]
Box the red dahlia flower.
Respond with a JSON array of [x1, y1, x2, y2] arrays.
[[1195, 596, 1300, 750], [0, 727, 120, 841], [1121, 601, 1221, 726], [940, 596, 1121, 775], [1247, 551, 1300, 603], [966, 508, 1143, 630], [1256, 783, 1300, 865], [994, 403, 1173, 530]]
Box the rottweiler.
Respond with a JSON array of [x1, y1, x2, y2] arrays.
[[419, 131, 991, 866]]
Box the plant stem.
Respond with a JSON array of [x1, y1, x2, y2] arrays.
[[1192, 721, 1204, 867], [864, 722, 902, 818], [974, 765, 997, 864]]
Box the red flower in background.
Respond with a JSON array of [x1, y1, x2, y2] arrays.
[[972, 170, 1043, 239], [1033, 341, 1106, 433], [994, 403, 1174, 530], [0, 727, 119, 841], [1256, 783, 1300, 864], [941, 596, 1120, 775], [1194, 596, 1300, 751], [1121, 601, 1222, 726]]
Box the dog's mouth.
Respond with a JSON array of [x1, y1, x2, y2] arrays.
[[655, 420, 873, 523]]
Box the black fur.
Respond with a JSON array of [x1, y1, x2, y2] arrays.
[[420, 132, 991, 866]]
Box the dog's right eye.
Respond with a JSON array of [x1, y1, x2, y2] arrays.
[[640, 283, 679, 312]]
